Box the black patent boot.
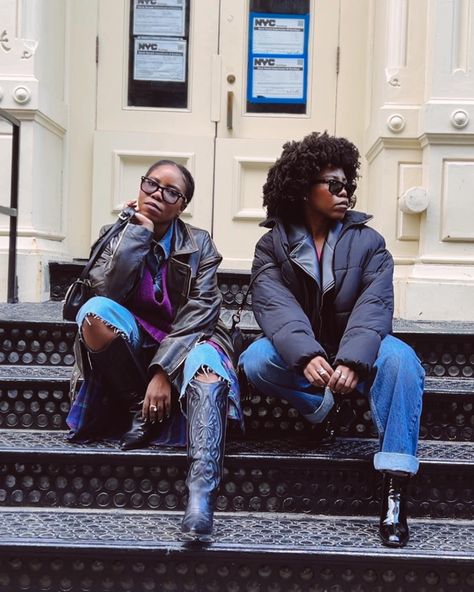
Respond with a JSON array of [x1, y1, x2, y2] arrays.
[[88, 336, 154, 450], [379, 472, 410, 548], [181, 378, 228, 542]]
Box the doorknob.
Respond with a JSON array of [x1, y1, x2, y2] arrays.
[[227, 91, 234, 130], [227, 74, 236, 84]]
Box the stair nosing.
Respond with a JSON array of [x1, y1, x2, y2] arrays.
[[0, 431, 472, 466], [0, 508, 472, 562]]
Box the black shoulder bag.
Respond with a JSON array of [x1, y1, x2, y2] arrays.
[[62, 207, 136, 322], [230, 262, 276, 360]]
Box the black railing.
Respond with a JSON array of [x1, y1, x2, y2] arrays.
[[0, 108, 20, 303]]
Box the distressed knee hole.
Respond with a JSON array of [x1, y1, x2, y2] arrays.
[[194, 366, 220, 383]]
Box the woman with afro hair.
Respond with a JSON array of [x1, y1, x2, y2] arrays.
[[240, 132, 424, 548]]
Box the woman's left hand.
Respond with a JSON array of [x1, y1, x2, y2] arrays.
[[142, 369, 172, 423], [327, 364, 359, 395]]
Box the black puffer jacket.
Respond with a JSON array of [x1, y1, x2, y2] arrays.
[[251, 210, 394, 379]]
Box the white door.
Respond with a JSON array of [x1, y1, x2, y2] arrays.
[[214, 1, 340, 267], [93, 0, 219, 238], [93, 0, 340, 267]]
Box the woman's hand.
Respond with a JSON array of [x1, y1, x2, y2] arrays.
[[132, 211, 154, 233], [328, 364, 359, 395], [142, 369, 172, 423], [123, 199, 154, 232], [303, 356, 334, 388]]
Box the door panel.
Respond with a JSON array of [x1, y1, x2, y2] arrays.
[[213, 0, 340, 267], [93, 0, 340, 268], [93, 0, 218, 239]]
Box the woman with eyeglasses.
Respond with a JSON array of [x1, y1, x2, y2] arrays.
[[67, 159, 242, 542], [240, 132, 424, 548]]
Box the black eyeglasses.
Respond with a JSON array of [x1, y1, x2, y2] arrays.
[[140, 176, 187, 205], [314, 178, 356, 198]]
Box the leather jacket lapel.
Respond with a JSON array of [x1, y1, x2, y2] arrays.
[[167, 219, 198, 305]]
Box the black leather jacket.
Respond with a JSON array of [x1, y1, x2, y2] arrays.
[[77, 215, 233, 385]]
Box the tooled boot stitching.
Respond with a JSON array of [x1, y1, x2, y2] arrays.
[[181, 378, 228, 541]]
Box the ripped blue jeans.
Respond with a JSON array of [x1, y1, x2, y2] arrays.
[[68, 296, 242, 445], [240, 335, 425, 475]]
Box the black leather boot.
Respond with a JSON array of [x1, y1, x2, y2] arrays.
[[181, 378, 228, 542], [88, 336, 154, 450], [379, 472, 410, 548]]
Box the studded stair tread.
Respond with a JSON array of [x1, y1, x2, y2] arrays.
[[0, 430, 473, 465], [1, 365, 472, 395], [0, 508, 473, 561]]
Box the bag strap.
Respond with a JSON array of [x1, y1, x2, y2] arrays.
[[78, 207, 136, 280], [231, 262, 277, 329]]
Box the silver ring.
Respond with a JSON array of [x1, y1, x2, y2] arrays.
[[150, 405, 157, 411], [317, 369, 327, 376], [340, 374, 347, 381], [335, 369, 342, 376]]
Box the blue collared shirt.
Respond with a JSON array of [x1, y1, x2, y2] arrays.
[[146, 219, 175, 298]]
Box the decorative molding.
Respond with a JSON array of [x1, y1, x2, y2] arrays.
[[451, 109, 470, 129], [387, 113, 406, 133], [0, 229, 65, 242], [441, 159, 474, 242], [13, 85, 31, 104], [385, 0, 408, 86], [393, 257, 417, 265], [418, 256, 474, 266], [0, 30, 11, 52], [231, 156, 271, 221], [5, 109, 66, 137], [419, 132, 474, 147], [452, 0, 471, 73], [365, 137, 421, 163]]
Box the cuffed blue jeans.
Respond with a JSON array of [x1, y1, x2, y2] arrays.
[[240, 335, 425, 475]]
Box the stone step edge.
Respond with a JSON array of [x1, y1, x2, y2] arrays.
[[0, 508, 472, 563], [1, 368, 473, 396], [1, 431, 473, 467]]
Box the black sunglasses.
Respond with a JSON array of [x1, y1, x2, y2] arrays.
[[314, 178, 356, 198], [140, 176, 187, 205]]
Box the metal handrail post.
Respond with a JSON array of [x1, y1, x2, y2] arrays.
[[8, 122, 20, 302], [0, 108, 21, 303]]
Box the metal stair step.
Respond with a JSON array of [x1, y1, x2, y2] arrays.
[[1, 302, 474, 381], [1, 366, 472, 441], [0, 431, 473, 518], [0, 508, 472, 592]]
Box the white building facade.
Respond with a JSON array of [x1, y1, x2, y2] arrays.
[[0, 0, 473, 320]]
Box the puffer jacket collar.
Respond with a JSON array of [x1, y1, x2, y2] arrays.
[[261, 210, 373, 291], [260, 209, 373, 231]]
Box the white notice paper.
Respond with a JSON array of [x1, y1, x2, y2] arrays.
[[252, 16, 305, 55], [134, 37, 186, 82], [133, 0, 185, 37], [252, 57, 304, 100]]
